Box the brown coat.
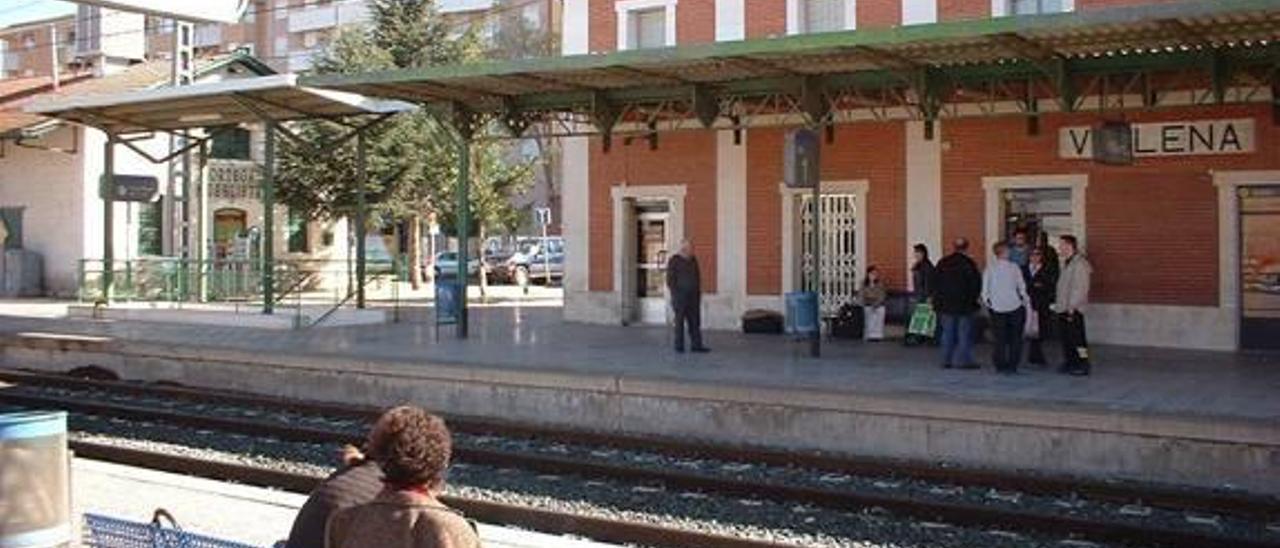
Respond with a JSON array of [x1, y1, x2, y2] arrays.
[[325, 490, 482, 548]]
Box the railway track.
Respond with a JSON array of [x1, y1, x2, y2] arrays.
[[2, 368, 1279, 548]]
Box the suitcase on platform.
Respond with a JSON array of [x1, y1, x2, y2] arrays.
[[742, 309, 784, 334], [830, 303, 864, 339]]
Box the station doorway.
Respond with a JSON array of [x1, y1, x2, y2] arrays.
[[620, 199, 672, 325], [1001, 187, 1074, 246], [798, 193, 859, 314], [1240, 186, 1280, 350]]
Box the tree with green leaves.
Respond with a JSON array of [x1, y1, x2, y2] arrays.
[[275, 0, 535, 291]]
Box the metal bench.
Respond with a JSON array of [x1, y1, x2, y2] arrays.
[[83, 511, 268, 548]]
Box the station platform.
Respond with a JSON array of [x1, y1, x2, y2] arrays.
[[2, 303, 1277, 496], [73, 458, 619, 548]]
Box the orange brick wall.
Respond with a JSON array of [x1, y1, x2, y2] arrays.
[[746, 124, 908, 296], [588, 0, 618, 52], [745, 0, 786, 39], [942, 104, 1280, 307], [588, 132, 720, 293], [939, 0, 990, 21], [858, 0, 901, 28]]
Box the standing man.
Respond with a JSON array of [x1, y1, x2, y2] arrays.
[[667, 238, 709, 353], [932, 238, 982, 369], [1008, 228, 1031, 270], [1053, 235, 1093, 376], [983, 241, 1030, 374]]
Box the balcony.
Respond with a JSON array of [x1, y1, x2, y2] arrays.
[[288, 1, 369, 34], [194, 24, 223, 48]]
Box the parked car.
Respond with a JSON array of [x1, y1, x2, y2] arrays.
[[432, 251, 482, 279], [492, 237, 564, 285]]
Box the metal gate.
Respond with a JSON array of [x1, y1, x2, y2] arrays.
[[800, 193, 858, 315]]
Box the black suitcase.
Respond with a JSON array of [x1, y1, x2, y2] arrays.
[[742, 309, 784, 334], [830, 303, 864, 339]]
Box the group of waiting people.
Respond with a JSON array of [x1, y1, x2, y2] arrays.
[[912, 230, 1094, 375], [284, 405, 481, 548]]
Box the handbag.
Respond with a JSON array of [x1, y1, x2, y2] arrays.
[[1024, 308, 1040, 339], [907, 303, 937, 338]]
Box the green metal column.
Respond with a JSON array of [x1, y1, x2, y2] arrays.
[[807, 132, 821, 358], [101, 134, 116, 301], [456, 136, 471, 338], [355, 133, 367, 309], [262, 124, 276, 314]]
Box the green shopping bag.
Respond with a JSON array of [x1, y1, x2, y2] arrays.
[[907, 303, 937, 337]]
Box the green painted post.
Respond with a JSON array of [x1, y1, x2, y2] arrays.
[[456, 136, 471, 338], [262, 124, 276, 314], [355, 133, 367, 310], [807, 134, 821, 359], [101, 134, 115, 302]]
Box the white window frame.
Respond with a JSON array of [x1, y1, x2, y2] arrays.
[[786, 0, 857, 35], [616, 0, 678, 51], [779, 180, 869, 294], [992, 0, 1074, 17], [902, 0, 937, 25], [981, 174, 1088, 264]]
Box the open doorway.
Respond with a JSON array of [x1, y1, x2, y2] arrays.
[[1240, 185, 1280, 350], [620, 200, 671, 325]]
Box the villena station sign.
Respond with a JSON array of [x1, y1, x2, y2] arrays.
[[1059, 118, 1255, 160], [71, 1, 251, 24]]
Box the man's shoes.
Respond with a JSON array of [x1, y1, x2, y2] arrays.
[[957, 363, 980, 370], [674, 347, 685, 354], [1067, 367, 1090, 376], [691, 347, 711, 353], [941, 363, 953, 369]]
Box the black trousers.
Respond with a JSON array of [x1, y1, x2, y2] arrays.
[[672, 295, 703, 351], [989, 307, 1026, 372], [1057, 311, 1090, 371]]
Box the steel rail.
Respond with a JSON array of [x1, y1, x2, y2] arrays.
[[3, 389, 1278, 548], [1, 367, 1275, 519], [68, 441, 796, 548]]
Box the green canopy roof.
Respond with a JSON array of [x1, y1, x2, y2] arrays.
[[304, 0, 1280, 129]]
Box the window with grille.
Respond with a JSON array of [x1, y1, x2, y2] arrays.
[[802, 0, 847, 34], [287, 208, 310, 253], [137, 200, 164, 256], [628, 7, 667, 49], [1009, 0, 1064, 15], [210, 128, 252, 160]]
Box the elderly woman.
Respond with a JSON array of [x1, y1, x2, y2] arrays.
[[326, 406, 480, 548]]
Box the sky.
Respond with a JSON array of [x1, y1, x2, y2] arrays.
[[0, 1, 76, 28]]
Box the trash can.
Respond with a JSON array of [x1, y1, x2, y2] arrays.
[[434, 274, 462, 326], [0, 411, 70, 548], [785, 291, 819, 337]]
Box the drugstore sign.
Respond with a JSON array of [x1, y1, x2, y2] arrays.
[[1059, 118, 1254, 159]]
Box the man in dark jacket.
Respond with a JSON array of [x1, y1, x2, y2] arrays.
[[932, 238, 982, 369], [284, 445, 382, 548], [666, 238, 708, 353]]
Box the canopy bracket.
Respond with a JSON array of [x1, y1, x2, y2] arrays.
[[592, 91, 619, 152]]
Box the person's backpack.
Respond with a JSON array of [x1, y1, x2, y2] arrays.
[[830, 302, 864, 339]]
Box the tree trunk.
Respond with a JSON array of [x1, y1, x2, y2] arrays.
[[408, 213, 423, 290]]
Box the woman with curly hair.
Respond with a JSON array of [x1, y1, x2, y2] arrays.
[[325, 406, 481, 548]]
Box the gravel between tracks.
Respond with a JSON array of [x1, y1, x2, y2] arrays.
[[13, 384, 1277, 545], [63, 412, 1112, 548]]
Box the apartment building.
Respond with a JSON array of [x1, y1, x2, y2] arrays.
[[141, 0, 560, 73], [0, 15, 78, 79], [557, 0, 1280, 352]]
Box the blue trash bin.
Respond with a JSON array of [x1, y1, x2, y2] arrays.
[[785, 291, 819, 337], [435, 274, 462, 326]]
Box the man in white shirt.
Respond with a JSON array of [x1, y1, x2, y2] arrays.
[[983, 241, 1030, 374]]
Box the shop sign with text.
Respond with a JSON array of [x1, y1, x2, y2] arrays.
[[1059, 118, 1254, 159]]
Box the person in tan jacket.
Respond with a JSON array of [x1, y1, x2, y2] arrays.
[[326, 406, 481, 548], [1052, 235, 1093, 376]]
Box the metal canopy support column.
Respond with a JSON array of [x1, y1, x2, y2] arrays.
[[101, 134, 116, 301], [807, 129, 821, 359], [356, 132, 368, 309], [261, 123, 277, 314], [456, 134, 472, 338]]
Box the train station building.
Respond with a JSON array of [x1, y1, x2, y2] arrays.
[[533, 0, 1280, 352]]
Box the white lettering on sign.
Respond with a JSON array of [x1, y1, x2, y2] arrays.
[[1059, 118, 1255, 159]]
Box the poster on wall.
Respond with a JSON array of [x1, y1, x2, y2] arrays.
[[1060, 118, 1255, 160]]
